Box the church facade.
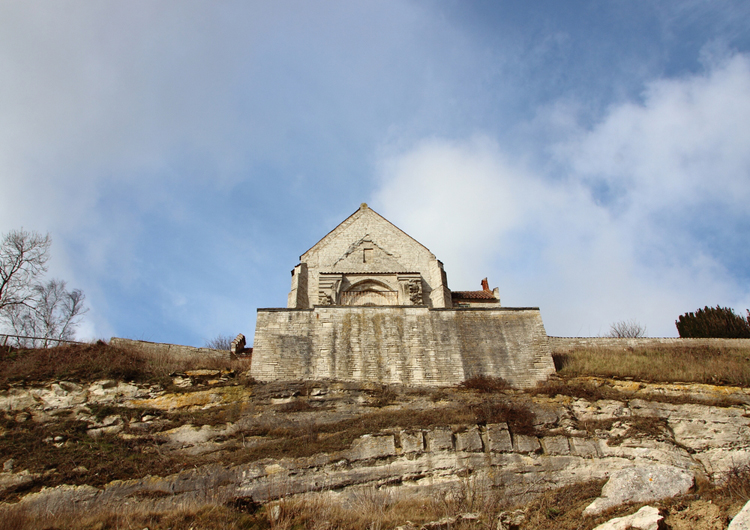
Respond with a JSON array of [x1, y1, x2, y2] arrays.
[[251, 204, 555, 388]]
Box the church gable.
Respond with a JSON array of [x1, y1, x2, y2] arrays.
[[331, 237, 409, 273], [301, 203, 434, 270], [289, 203, 453, 308]]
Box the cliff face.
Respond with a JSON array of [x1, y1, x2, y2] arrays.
[[2, 374, 750, 523]]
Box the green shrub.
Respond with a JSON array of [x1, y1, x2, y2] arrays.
[[675, 306, 750, 338]]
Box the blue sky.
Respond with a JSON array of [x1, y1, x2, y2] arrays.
[[1, 1, 749, 343]]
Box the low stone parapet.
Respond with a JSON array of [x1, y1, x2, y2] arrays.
[[109, 337, 230, 363], [549, 336, 750, 352]]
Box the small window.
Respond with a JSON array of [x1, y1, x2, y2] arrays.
[[363, 248, 373, 263]]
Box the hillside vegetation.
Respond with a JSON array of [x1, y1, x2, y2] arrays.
[[553, 343, 750, 387], [2, 340, 750, 530]]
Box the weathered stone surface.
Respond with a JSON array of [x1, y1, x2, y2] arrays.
[[541, 435, 570, 455], [400, 430, 424, 453], [87, 424, 124, 438], [497, 509, 525, 530], [0, 380, 150, 414], [230, 333, 246, 354], [157, 423, 237, 449], [572, 399, 631, 422], [347, 435, 396, 461], [512, 434, 540, 453], [127, 385, 251, 411], [426, 427, 453, 452], [569, 437, 600, 458], [592, 505, 663, 530], [456, 427, 483, 453], [531, 406, 559, 427], [728, 499, 750, 530], [584, 465, 694, 515], [695, 448, 750, 479], [88, 380, 144, 403], [487, 423, 513, 453], [0, 387, 38, 411], [252, 307, 554, 388], [420, 513, 480, 530], [19, 484, 100, 513], [0, 470, 36, 494], [288, 204, 452, 309]]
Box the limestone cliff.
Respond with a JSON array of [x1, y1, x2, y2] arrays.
[[3, 374, 750, 526]]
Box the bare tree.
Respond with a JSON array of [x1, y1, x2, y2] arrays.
[[1, 230, 87, 346], [0, 230, 51, 312], [204, 334, 233, 350], [607, 319, 647, 338], [3, 280, 87, 347]]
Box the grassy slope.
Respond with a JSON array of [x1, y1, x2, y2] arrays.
[[553, 343, 750, 386], [2, 341, 750, 529]]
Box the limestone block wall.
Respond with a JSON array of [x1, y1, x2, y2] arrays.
[[109, 338, 230, 362], [251, 307, 555, 388], [549, 336, 750, 352]]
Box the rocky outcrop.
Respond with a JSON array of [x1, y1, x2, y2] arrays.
[[3, 377, 750, 517], [583, 466, 693, 515], [592, 505, 663, 530], [730, 500, 750, 530]]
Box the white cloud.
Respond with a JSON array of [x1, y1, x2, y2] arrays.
[[373, 52, 750, 337], [563, 53, 750, 206]]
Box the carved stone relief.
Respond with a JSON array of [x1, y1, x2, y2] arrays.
[[408, 278, 423, 305], [317, 275, 342, 306], [397, 273, 423, 305]]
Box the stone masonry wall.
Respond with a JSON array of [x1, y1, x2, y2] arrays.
[[251, 307, 555, 388], [549, 336, 750, 352], [109, 338, 230, 362]]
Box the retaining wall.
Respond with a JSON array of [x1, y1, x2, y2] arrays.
[[549, 336, 750, 352], [109, 338, 230, 362], [251, 306, 555, 388]]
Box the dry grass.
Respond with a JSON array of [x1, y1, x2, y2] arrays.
[[0, 412, 186, 502], [534, 377, 746, 408], [0, 342, 149, 388], [553, 344, 750, 386], [459, 375, 509, 393], [4, 466, 750, 530], [0, 503, 271, 530], [0, 341, 251, 389], [704, 465, 750, 509], [519, 480, 608, 530], [0, 478, 502, 530]]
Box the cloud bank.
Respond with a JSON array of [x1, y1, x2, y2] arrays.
[[2, 3, 749, 344], [374, 53, 750, 337]]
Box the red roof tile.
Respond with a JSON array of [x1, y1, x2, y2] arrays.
[[451, 290, 498, 300]]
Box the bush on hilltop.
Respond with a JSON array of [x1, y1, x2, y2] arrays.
[[676, 305, 750, 338]]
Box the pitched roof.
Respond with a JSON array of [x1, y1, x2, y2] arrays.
[[301, 203, 434, 259], [451, 290, 499, 300]]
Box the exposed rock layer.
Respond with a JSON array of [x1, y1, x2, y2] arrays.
[[3, 377, 750, 517]]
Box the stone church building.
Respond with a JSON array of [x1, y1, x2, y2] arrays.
[[251, 204, 555, 388]]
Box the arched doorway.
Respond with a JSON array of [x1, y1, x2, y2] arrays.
[[340, 279, 398, 306]]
